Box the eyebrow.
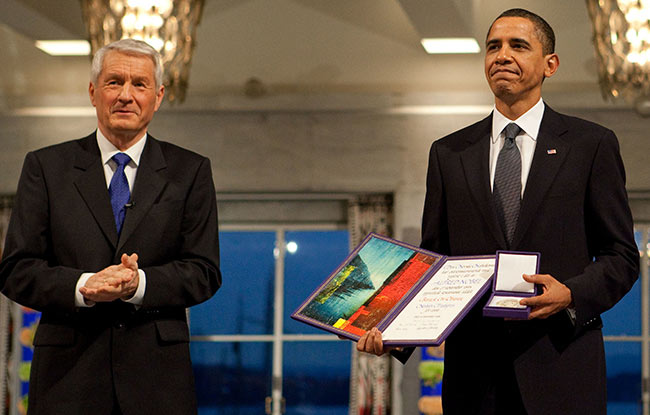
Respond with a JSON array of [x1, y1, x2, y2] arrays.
[[485, 37, 532, 47]]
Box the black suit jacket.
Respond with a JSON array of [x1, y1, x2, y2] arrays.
[[0, 133, 221, 415], [419, 106, 639, 415]]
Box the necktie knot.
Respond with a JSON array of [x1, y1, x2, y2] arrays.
[[504, 122, 522, 143], [112, 153, 131, 168]]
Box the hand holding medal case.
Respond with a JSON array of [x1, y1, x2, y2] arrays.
[[482, 250, 540, 319]]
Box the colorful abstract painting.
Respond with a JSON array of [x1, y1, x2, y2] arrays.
[[293, 234, 441, 338]]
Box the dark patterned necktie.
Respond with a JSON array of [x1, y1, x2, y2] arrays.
[[494, 122, 522, 246], [109, 153, 131, 235]]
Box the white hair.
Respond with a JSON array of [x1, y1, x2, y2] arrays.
[[90, 39, 163, 89]]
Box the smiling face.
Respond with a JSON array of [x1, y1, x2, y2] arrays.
[[89, 50, 164, 149], [484, 16, 558, 117]]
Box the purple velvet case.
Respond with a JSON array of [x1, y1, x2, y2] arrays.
[[482, 250, 541, 319]]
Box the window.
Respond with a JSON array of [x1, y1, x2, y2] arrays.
[[190, 228, 351, 415]]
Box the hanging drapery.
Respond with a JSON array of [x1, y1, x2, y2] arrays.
[[0, 196, 14, 415], [347, 194, 394, 415]]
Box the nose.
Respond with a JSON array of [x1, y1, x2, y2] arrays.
[[496, 46, 513, 64], [117, 83, 134, 102]]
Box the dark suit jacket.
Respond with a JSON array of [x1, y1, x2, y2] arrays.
[[419, 106, 639, 415], [0, 133, 221, 415]]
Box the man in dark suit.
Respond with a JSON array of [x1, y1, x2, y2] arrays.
[[0, 39, 221, 414], [358, 8, 639, 415]]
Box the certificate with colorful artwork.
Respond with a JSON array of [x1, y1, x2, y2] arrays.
[[290, 233, 495, 346]]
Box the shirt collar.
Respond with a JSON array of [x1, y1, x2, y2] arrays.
[[96, 129, 147, 167], [491, 98, 545, 143]]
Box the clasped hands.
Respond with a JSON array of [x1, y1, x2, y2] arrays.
[[79, 253, 139, 303], [357, 273, 573, 356]]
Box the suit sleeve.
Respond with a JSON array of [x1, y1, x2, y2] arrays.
[[139, 157, 221, 309], [0, 152, 83, 312], [563, 129, 639, 327]]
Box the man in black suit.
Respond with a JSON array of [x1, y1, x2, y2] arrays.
[[0, 39, 221, 414], [358, 8, 639, 415]]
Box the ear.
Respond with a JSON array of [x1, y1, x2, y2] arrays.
[[154, 84, 165, 111], [544, 53, 559, 78], [88, 82, 96, 107]]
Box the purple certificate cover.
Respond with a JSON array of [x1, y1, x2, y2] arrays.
[[290, 233, 495, 346]]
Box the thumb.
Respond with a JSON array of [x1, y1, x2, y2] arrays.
[[522, 273, 537, 283]]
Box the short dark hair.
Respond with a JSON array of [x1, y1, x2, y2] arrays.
[[487, 8, 555, 55]]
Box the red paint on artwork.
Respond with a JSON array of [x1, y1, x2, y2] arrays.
[[350, 252, 435, 331]]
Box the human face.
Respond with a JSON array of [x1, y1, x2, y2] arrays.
[[89, 51, 164, 148], [484, 17, 558, 111]]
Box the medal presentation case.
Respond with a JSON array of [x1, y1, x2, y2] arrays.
[[483, 250, 540, 319]]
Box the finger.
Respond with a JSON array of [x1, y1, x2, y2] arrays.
[[79, 287, 94, 296], [357, 332, 368, 351], [121, 253, 135, 269], [369, 328, 384, 355], [522, 273, 543, 284], [520, 296, 544, 306]]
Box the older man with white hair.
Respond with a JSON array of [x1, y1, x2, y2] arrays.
[[0, 38, 221, 415]]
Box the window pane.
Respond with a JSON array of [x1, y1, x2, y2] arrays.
[[190, 231, 276, 335], [192, 341, 272, 415], [283, 341, 351, 415], [284, 230, 350, 335], [602, 279, 641, 336], [601, 229, 644, 336], [605, 341, 642, 414]]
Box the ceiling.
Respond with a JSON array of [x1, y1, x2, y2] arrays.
[[0, 0, 619, 111]]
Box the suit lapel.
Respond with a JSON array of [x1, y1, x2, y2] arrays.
[[460, 115, 508, 248], [117, 136, 168, 253], [73, 133, 119, 247], [512, 106, 569, 248]]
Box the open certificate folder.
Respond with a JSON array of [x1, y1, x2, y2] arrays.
[[291, 233, 495, 346]]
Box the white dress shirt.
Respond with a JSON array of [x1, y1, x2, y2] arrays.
[[74, 129, 148, 307]]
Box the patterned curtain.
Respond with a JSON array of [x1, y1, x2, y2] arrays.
[[0, 196, 14, 415], [347, 194, 393, 415]]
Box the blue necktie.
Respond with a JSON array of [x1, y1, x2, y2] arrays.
[[109, 153, 131, 235], [494, 123, 522, 247]]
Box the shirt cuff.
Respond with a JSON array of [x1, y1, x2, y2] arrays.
[[122, 269, 146, 306], [566, 307, 577, 326], [76, 273, 96, 307]]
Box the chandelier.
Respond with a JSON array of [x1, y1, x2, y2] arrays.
[[81, 0, 205, 103], [586, 0, 650, 113]]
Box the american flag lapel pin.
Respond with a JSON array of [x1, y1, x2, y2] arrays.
[[547, 149, 557, 155]]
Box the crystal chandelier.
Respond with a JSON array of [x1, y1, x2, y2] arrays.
[[81, 0, 205, 103], [586, 0, 650, 112]]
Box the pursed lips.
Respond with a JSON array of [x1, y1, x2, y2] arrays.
[[490, 67, 519, 77]]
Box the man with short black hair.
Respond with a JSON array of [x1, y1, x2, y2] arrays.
[[358, 9, 638, 415]]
